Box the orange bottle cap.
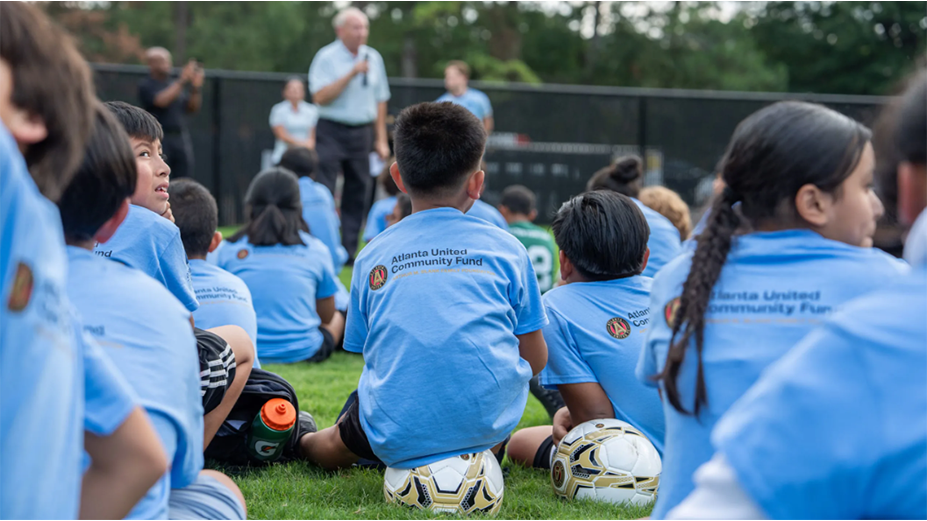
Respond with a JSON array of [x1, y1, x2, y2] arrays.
[[260, 398, 296, 431]]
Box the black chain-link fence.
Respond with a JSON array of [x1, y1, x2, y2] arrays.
[[92, 63, 886, 226]]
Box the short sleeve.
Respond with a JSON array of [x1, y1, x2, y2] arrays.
[[374, 53, 391, 103], [481, 92, 493, 117], [713, 323, 874, 520], [511, 246, 548, 335], [308, 52, 335, 94], [269, 103, 285, 128], [343, 267, 368, 353], [314, 250, 338, 300], [539, 307, 596, 388], [79, 324, 137, 436], [158, 232, 199, 312]]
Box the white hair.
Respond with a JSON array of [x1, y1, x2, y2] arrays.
[[332, 7, 368, 29], [145, 46, 171, 60]]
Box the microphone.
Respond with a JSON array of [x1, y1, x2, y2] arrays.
[[362, 52, 368, 87]]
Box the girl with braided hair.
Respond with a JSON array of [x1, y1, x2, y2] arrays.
[[634, 101, 908, 518]]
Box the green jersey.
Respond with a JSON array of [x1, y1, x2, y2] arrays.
[[508, 221, 557, 293]]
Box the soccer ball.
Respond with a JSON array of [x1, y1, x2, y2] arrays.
[[384, 450, 504, 515], [551, 418, 661, 506]]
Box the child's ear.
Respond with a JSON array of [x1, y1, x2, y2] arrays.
[[898, 161, 927, 226], [6, 109, 48, 147], [559, 251, 573, 282], [208, 231, 223, 253], [640, 247, 650, 274], [794, 183, 831, 228], [466, 169, 485, 200], [389, 162, 408, 194], [93, 198, 131, 244], [528, 209, 538, 222]]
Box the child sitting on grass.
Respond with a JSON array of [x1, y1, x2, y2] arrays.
[[363, 161, 401, 243], [507, 190, 665, 470], [96, 101, 198, 312], [216, 168, 344, 364], [298, 101, 548, 470], [171, 178, 261, 368], [639, 185, 692, 241]]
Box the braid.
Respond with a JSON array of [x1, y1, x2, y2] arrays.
[[658, 188, 740, 416]]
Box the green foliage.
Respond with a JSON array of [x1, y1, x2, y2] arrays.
[[42, 2, 924, 97]]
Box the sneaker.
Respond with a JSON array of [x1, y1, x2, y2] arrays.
[[297, 410, 318, 442]]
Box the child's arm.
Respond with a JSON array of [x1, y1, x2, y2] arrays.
[[551, 382, 614, 445], [81, 407, 168, 520], [316, 295, 336, 324], [516, 329, 547, 376]]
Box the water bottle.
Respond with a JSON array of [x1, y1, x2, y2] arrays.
[[246, 398, 296, 462]]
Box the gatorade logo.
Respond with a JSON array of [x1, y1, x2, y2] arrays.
[[237, 249, 249, 260], [369, 265, 388, 290], [551, 460, 566, 489], [664, 297, 681, 328], [606, 317, 631, 339], [255, 440, 280, 454], [7, 262, 34, 312]]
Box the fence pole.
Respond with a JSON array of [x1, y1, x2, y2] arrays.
[[211, 75, 224, 224], [638, 96, 648, 163]]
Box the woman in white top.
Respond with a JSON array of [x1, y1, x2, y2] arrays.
[[269, 77, 319, 164]]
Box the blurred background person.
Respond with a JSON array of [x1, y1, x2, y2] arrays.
[[270, 77, 318, 165], [138, 46, 203, 179], [437, 60, 493, 135]]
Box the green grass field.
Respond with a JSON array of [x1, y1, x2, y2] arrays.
[[213, 226, 651, 519]]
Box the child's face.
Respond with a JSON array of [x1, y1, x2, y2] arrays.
[[820, 142, 883, 247], [130, 136, 171, 214], [385, 201, 404, 227]]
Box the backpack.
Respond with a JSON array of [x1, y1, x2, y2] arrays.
[[204, 367, 304, 466]]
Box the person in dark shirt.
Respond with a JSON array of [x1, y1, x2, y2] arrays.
[[138, 47, 203, 179]]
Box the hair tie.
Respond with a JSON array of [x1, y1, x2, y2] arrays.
[[722, 186, 740, 203]]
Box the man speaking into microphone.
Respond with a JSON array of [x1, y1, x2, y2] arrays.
[[309, 7, 391, 261]]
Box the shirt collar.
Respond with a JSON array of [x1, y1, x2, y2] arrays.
[[335, 39, 366, 58]]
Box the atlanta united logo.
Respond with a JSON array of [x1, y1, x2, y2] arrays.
[[237, 249, 249, 260], [7, 262, 34, 312], [664, 297, 681, 328], [369, 265, 388, 290], [606, 317, 631, 339], [551, 460, 566, 488]]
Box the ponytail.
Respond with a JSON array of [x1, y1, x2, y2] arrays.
[[229, 167, 308, 246], [658, 186, 740, 415]]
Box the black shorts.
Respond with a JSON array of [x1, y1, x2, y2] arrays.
[[533, 435, 556, 470], [337, 391, 380, 462], [305, 326, 336, 363], [196, 328, 236, 414]]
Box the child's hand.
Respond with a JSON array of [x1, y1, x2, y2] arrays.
[[551, 406, 573, 446], [160, 202, 175, 223]]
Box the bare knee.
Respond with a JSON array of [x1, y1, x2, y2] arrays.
[[321, 311, 345, 347], [208, 325, 254, 368], [508, 426, 553, 467], [200, 469, 246, 514]]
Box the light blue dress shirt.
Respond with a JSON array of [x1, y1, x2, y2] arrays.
[[308, 40, 390, 125]]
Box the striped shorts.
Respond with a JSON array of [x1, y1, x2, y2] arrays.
[[195, 328, 237, 414]]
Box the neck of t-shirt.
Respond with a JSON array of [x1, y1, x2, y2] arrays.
[[450, 86, 468, 97], [65, 237, 96, 251], [507, 216, 532, 226], [410, 194, 473, 215], [188, 254, 208, 261]]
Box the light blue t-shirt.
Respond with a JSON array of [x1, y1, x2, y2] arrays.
[[269, 100, 319, 164], [632, 198, 682, 277], [636, 229, 908, 519], [67, 246, 204, 520], [190, 259, 261, 368], [713, 264, 925, 519], [94, 204, 198, 312], [299, 176, 347, 273], [436, 88, 493, 120], [466, 199, 508, 230], [216, 232, 338, 364], [540, 277, 665, 453], [363, 195, 397, 243], [345, 207, 548, 468], [0, 124, 100, 519], [308, 40, 390, 125]]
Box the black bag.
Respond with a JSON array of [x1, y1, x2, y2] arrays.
[[204, 367, 303, 466]]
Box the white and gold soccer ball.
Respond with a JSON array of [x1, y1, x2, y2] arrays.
[[551, 418, 661, 506], [383, 450, 504, 515]]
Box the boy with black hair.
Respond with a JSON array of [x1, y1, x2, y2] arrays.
[[95, 101, 198, 312], [102, 100, 253, 452], [499, 185, 557, 293], [58, 103, 247, 520], [299, 101, 548, 470], [506, 190, 665, 470], [171, 178, 261, 368], [1, 5, 166, 518]]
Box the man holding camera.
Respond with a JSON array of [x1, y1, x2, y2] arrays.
[[138, 46, 204, 179]]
